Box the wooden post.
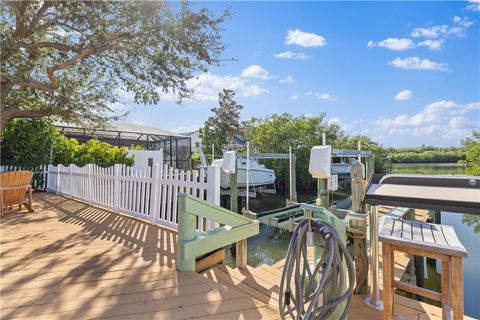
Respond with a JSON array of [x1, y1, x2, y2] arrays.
[[236, 238, 247, 270], [382, 243, 393, 320], [451, 256, 463, 320], [289, 150, 297, 203], [441, 260, 451, 320], [316, 178, 329, 208], [149, 164, 161, 224], [230, 173, 238, 213], [177, 195, 197, 272], [113, 164, 121, 213]]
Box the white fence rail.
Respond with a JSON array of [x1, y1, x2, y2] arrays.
[[0, 165, 48, 190], [47, 163, 221, 231]]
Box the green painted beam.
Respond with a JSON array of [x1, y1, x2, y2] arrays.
[[182, 193, 253, 226], [183, 221, 259, 261], [177, 193, 260, 272]]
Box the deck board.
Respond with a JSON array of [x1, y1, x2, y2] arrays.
[[1, 193, 472, 320], [0, 192, 277, 320]]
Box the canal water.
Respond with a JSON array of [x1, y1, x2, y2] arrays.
[[224, 163, 479, 318]]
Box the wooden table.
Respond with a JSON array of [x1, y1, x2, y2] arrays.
[[379, 217, 468, 320]]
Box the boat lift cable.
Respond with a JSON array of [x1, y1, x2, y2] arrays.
[[278, 218, 355, 320]]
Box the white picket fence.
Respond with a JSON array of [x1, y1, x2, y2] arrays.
[[46, 163, 221, 231], [0, 165, 48, 190]]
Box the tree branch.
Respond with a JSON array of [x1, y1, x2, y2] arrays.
[[1, 76, 55, 93], [29, 1, 53, 31], [13, 1, 30, 38]]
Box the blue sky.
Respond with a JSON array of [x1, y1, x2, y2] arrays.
[[120, 1, 480, 147]]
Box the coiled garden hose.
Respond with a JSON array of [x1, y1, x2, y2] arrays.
[[278, 219, 355, 320]]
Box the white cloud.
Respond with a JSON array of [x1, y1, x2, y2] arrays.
[[394, 90, 413, 101], [371, 100, 479, 143], [107, 101, 129, 112], [274, 51, 310, 60], [305, 91, 337, 101], [184, 73, 268, 102], [285, 29, 326, 47], [411, 25, 449, 38], [411, 17, 474, 39], [453, 16, 475, 28], [327, 116, 360, 131], [417, 39, 444, 50], [448, 116, 476, 129], [466, 0, 480, 11], [170, 124, 202, 133], [240, 65, 276, 80], [279, 75, 295, 84], [376, 100, 479, 129], [290, 94, 299, 100], [388, 57, 448, 71], [367, 38, 415, 51]]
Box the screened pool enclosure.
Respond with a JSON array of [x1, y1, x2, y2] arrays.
[[55, 122, 192, 170]]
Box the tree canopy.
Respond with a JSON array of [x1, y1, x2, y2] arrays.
[[199, 89, 243, 157], [459, 130, 480, 176], [242, 113, 347, 189], [1, 1, 229, 130]]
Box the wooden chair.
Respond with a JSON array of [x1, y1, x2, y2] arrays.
[[380, 217, 467, 320], [0, 171, 35, 217]]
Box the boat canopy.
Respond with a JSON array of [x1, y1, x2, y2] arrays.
[[364, 174, 480, 215]]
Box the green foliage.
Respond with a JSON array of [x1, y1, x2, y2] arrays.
[[1, 1, 229, 130], [242, 113, 347, 189], [1, 118, 59, 167], [461, 215, 480, 234], [1, 118, 134, 168], [336, 135, 390, 173], [53, 139, 134, 167], [388, 146, 465, 163], [199, 89, 243, 156], [191, 154, 201, 169], [459, 130, 480, 176], [129, 144, 144, 151]]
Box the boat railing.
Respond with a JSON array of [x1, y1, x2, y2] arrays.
[[176, 193, 259, 271]]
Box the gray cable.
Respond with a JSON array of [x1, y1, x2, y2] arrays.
[[279, 219, 355, 320]]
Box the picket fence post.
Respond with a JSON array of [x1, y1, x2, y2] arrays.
[[206, 165, 221, 206], [149, 164, 161, 224], [56, 165, 60, 195], [87, 164, 93, 205], [113, 164, 121, 213], [206, 165, 221, 230], [69, 165, 73, 198]]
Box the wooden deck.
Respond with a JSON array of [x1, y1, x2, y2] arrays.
[[1, 193, 472, 319], [0, 192, 279, 319]]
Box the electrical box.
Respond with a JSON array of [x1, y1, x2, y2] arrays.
[[328, 174, 338, 191], [222, 151, 236, 174], [309, 146, 332, 179]]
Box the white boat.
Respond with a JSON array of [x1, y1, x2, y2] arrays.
[[211, 158, 276, 189], [332, 161, 351, 175]]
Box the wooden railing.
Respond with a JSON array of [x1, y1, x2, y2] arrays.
[[176, 193, 259, 272]]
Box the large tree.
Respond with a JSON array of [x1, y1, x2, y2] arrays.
[[459, 129, 480, 176], [199, 89, 243, 156], [0, 1, 229, 130]]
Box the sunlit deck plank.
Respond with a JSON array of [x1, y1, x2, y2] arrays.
[[0, 192, 278, 320]]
